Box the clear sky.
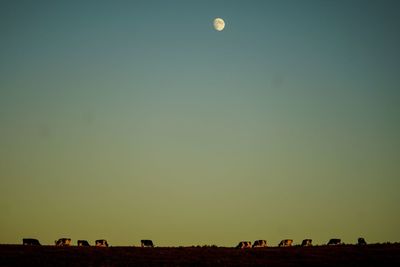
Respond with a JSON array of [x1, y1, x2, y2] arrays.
[[1, 0, 399, 246]]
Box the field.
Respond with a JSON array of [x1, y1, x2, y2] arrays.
[[1, 244, 399, 267]]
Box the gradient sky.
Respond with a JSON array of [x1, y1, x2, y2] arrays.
[[1, 0, 399, 246]]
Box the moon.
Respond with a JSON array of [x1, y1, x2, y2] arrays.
[[213, 18, 225, 31]]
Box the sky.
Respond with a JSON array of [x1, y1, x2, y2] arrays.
[[0, 0, 399, 246]]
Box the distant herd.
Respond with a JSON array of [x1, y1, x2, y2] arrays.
[[22, 238, 154, 247], [235, 238, 367, 248], [21, 238, 368, 248]]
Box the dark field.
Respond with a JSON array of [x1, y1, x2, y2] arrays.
[[1, 244, 400, 267]]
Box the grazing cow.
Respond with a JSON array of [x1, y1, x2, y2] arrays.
[[278, 239, 293, 247], [55, 238, 71, 246], [252, 240, 267, 248], [95, 239, 109, 247], [77, 240, 90, 246], [358, 238, 367, 245], [327, 238, 342, 245], [236, 241, 252, 249], [22, 238, 41, 246], [141, 240, 154, 248], [301, 239, 313, 246]]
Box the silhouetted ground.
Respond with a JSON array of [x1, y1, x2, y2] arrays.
[[1, 244, 399, 267]]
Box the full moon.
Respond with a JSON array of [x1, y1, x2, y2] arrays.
[[213, 18, 225, 31]]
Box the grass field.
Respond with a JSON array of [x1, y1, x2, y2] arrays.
[[1, 244, 399, 267]]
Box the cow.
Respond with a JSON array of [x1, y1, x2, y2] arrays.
[[95, 239, 109, 247], [22, 238, 41, 246], [358, 238, 367, 245], [77, 240, 90, 246], [141, 240, 154, 248], [301, 239, 312, 246], [236, 241, 252, 249], [327, 238, 342, 245], [55, 238, 72, 246], [278, 239, 293, 247], [252, 240, 267, 248]]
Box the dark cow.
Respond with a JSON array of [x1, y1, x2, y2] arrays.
[[278, 239, 293, 247], [236, 241, 252, 249], [77, 240, 90, 246], [55, 238, 71, 246], [252, 240, 267, 248], [141, 240, 154, 247], [301, 239, 312, 246], [95, 239, 109, 247], [358, 238, 367, 245], [22, 238, 41, 246], [327, 238, 342, 245]]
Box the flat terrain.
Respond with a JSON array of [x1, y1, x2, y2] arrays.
[[1, 244, 399, 267]]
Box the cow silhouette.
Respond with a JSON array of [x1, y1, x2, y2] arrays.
[[358, 238, 367, 245], [253, 240, 267, 248], [301, 239, 312, 246], [77, 240, 90, 246], [95, 239, 109, 247], [23, 238, 41, 246], [55, 238, 71, 246], [327, 238, 342, 245], [141, 240, 154, 247], [236, 241, 252, 249], [278, 239, 293, 247]]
